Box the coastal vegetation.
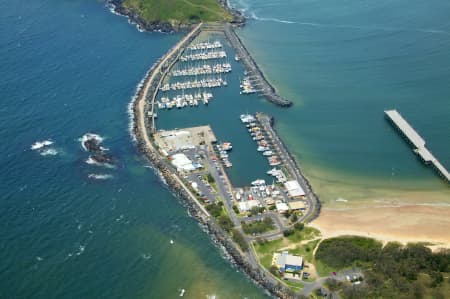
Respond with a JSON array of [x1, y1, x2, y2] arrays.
[[205, 202, 224, 217], [316, 236, 450, 298], [121, 0, 232, 27], [252, 226, 321, 275], [232, 228, 248, 251], [241, 217, 274, 235]]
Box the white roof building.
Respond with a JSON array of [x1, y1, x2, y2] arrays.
[[171, 153, 195, 172], [284, 180, 305, 198], [238, 200, 260, 212], [275, 201, 289, 213], [273, 251, 303, 272]]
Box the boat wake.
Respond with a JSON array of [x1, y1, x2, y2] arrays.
[[249, 12, 450, 35], [250, 12, 295, 24]]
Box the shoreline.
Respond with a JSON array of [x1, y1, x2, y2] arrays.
[[130, 24, 296, 298], [118, 5, 450, 298], [105, 0, 245, 33], [311, 204, 450, 250]]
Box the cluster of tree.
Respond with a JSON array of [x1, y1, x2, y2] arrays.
[[206, 202, 223, 218], [217, 215, 233, 232], [316, 236, 382, 268], [231, 228, 248, 251], [282, 221, 305, 237], [249, 206, 265, 216], [316, 236, 450, 298], [206, 173, 215, 184], [241, 217, 274, 235]]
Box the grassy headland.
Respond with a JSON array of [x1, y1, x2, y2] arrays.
[[121, 0, 233, 29]]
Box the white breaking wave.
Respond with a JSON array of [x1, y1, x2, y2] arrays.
[[88, 173, 113, 180], [31, 140, 53, 150], [85, 157, 115, 168], [40, 148, 58, 156], [127, 62, 158, 143], [79, 133, 104, 152], [335, 197, 348, 203]]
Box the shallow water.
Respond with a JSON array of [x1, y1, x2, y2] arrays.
[[229, 0, 450, 206], [1, 0, 449, 297]]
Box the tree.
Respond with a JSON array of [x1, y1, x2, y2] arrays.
[[283, 229, 294, 237], [290, 213, 298, 223], [231, 229, 248, 251], [294, 222, 304, 231], [206, 173, 215, 183], [217, 215, 233, 232]]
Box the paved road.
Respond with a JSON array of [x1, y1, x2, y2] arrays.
[[258, 114, 319, 223]]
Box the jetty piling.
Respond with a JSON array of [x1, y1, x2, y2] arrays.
[[385, 109, 449, 183]]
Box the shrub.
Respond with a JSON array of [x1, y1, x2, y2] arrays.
[[217, 215, 234, 232], [294, 222, 304, 231], [232, 229, 248, 251], [283, 229, 294, 237]]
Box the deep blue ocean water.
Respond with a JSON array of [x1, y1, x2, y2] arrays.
[[1, 0, 449, 298], [0, 1, 266, 298]]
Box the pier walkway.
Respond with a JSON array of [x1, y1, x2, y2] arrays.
[[385, 109, 449, 183]]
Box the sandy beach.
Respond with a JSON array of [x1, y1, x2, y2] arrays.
[[311, 204, 450, 249]]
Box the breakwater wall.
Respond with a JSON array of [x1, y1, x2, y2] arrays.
[[222, 24, 293, 107], [259, 113, 321, 222], [132, 25, 298, 299]]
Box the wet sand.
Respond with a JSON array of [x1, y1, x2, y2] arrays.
[[311, 204, 450, 249]]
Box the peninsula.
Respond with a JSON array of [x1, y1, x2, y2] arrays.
[[107, 0, 244, 32], [118, 2, 449, 298]]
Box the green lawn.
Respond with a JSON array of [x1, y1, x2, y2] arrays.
[[286, 226, 321, 243], [289, 239, 320, 262], [284, 280, 304, 291], [313, 259, 336, 277], [123, 0, 232, 24]]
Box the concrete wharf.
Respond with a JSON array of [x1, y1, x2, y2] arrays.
[[385, 109, 449, 183]]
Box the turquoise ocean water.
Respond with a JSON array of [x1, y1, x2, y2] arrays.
[[229, 0, 449, 203], [1, 0, 449, 298]]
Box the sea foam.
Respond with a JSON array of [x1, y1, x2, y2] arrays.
[[31, 140, 53, 150], [88, 173, 113, 180], [79, 133, 104, 151]]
